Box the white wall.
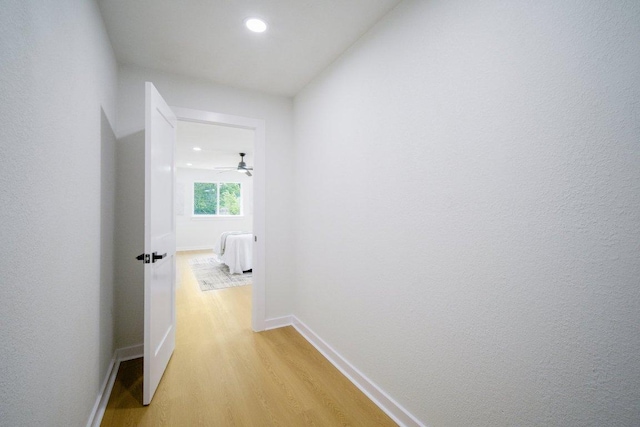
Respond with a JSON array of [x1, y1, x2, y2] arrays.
[[0, 0, 118, 425], [293, 0, 640, 425], [114, 64, 294, 347], [176, 167, 253, 251]]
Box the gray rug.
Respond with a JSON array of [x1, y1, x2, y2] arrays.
[[188, 256, 252, 291]]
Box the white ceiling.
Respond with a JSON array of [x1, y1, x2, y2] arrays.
[[97, 0, 402, 96], [176, 121, 254, 171]]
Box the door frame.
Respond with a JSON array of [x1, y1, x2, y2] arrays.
[[172, 106, 267, 332]]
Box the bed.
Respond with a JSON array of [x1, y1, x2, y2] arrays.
[[213, 231, 253, 274]]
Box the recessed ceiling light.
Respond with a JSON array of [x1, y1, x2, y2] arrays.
[[186, 163, 193, 166], [245, 18, 267, 33], [193, 147, 201, 151]]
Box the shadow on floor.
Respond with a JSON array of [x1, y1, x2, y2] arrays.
[[111, 358, 144, 408]]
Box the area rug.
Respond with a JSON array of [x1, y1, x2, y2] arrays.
[[188, 256, 252, 291]]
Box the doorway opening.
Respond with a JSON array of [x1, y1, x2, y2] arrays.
[[172, 107, 266, 332]]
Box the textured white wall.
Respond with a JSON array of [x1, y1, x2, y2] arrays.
[[114, 64, 294, 347], [293, 0, 640, 425], [176, 167, 253, 250], [0, 0, 118, 425]]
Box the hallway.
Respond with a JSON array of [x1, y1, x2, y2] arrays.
[[101, 250, 395, 426]]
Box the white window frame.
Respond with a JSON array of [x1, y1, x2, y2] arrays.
[[192, 181, 243, 217]]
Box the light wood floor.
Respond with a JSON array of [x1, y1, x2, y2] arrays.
[[101, 250, 396, 426]]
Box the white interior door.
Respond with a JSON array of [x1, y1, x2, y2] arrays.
[[143, 82, 177, 405]]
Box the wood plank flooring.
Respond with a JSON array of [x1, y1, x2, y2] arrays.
[[101, 250, 396, 426]]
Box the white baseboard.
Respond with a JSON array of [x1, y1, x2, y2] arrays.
[[176, 245, 214, 252], [86, 344, 144, 427], [117, 344, 144, 362], [291, 316, 425, 427], [264, 315, 293, 330], [86, 356, 117, 427]]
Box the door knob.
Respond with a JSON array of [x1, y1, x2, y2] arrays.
[[152, 252, 167, 263]]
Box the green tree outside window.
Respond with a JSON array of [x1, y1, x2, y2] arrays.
[[193, 182, 241, 216]]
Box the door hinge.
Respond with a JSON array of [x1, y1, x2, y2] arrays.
[[136, 253, 151, 264], [254, 236, 257, 242]]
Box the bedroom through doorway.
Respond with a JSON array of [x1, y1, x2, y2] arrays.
[[172, 107, 265, 332]]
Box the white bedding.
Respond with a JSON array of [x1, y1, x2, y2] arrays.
[[215, 233, 253, 274]]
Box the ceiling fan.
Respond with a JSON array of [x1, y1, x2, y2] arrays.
[[212, 152, 253, 177]]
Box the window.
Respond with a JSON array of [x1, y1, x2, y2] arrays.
[[193, 182, 242, 216]]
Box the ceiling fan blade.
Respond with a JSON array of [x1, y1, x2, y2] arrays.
[[245, 170, 252, 177]]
